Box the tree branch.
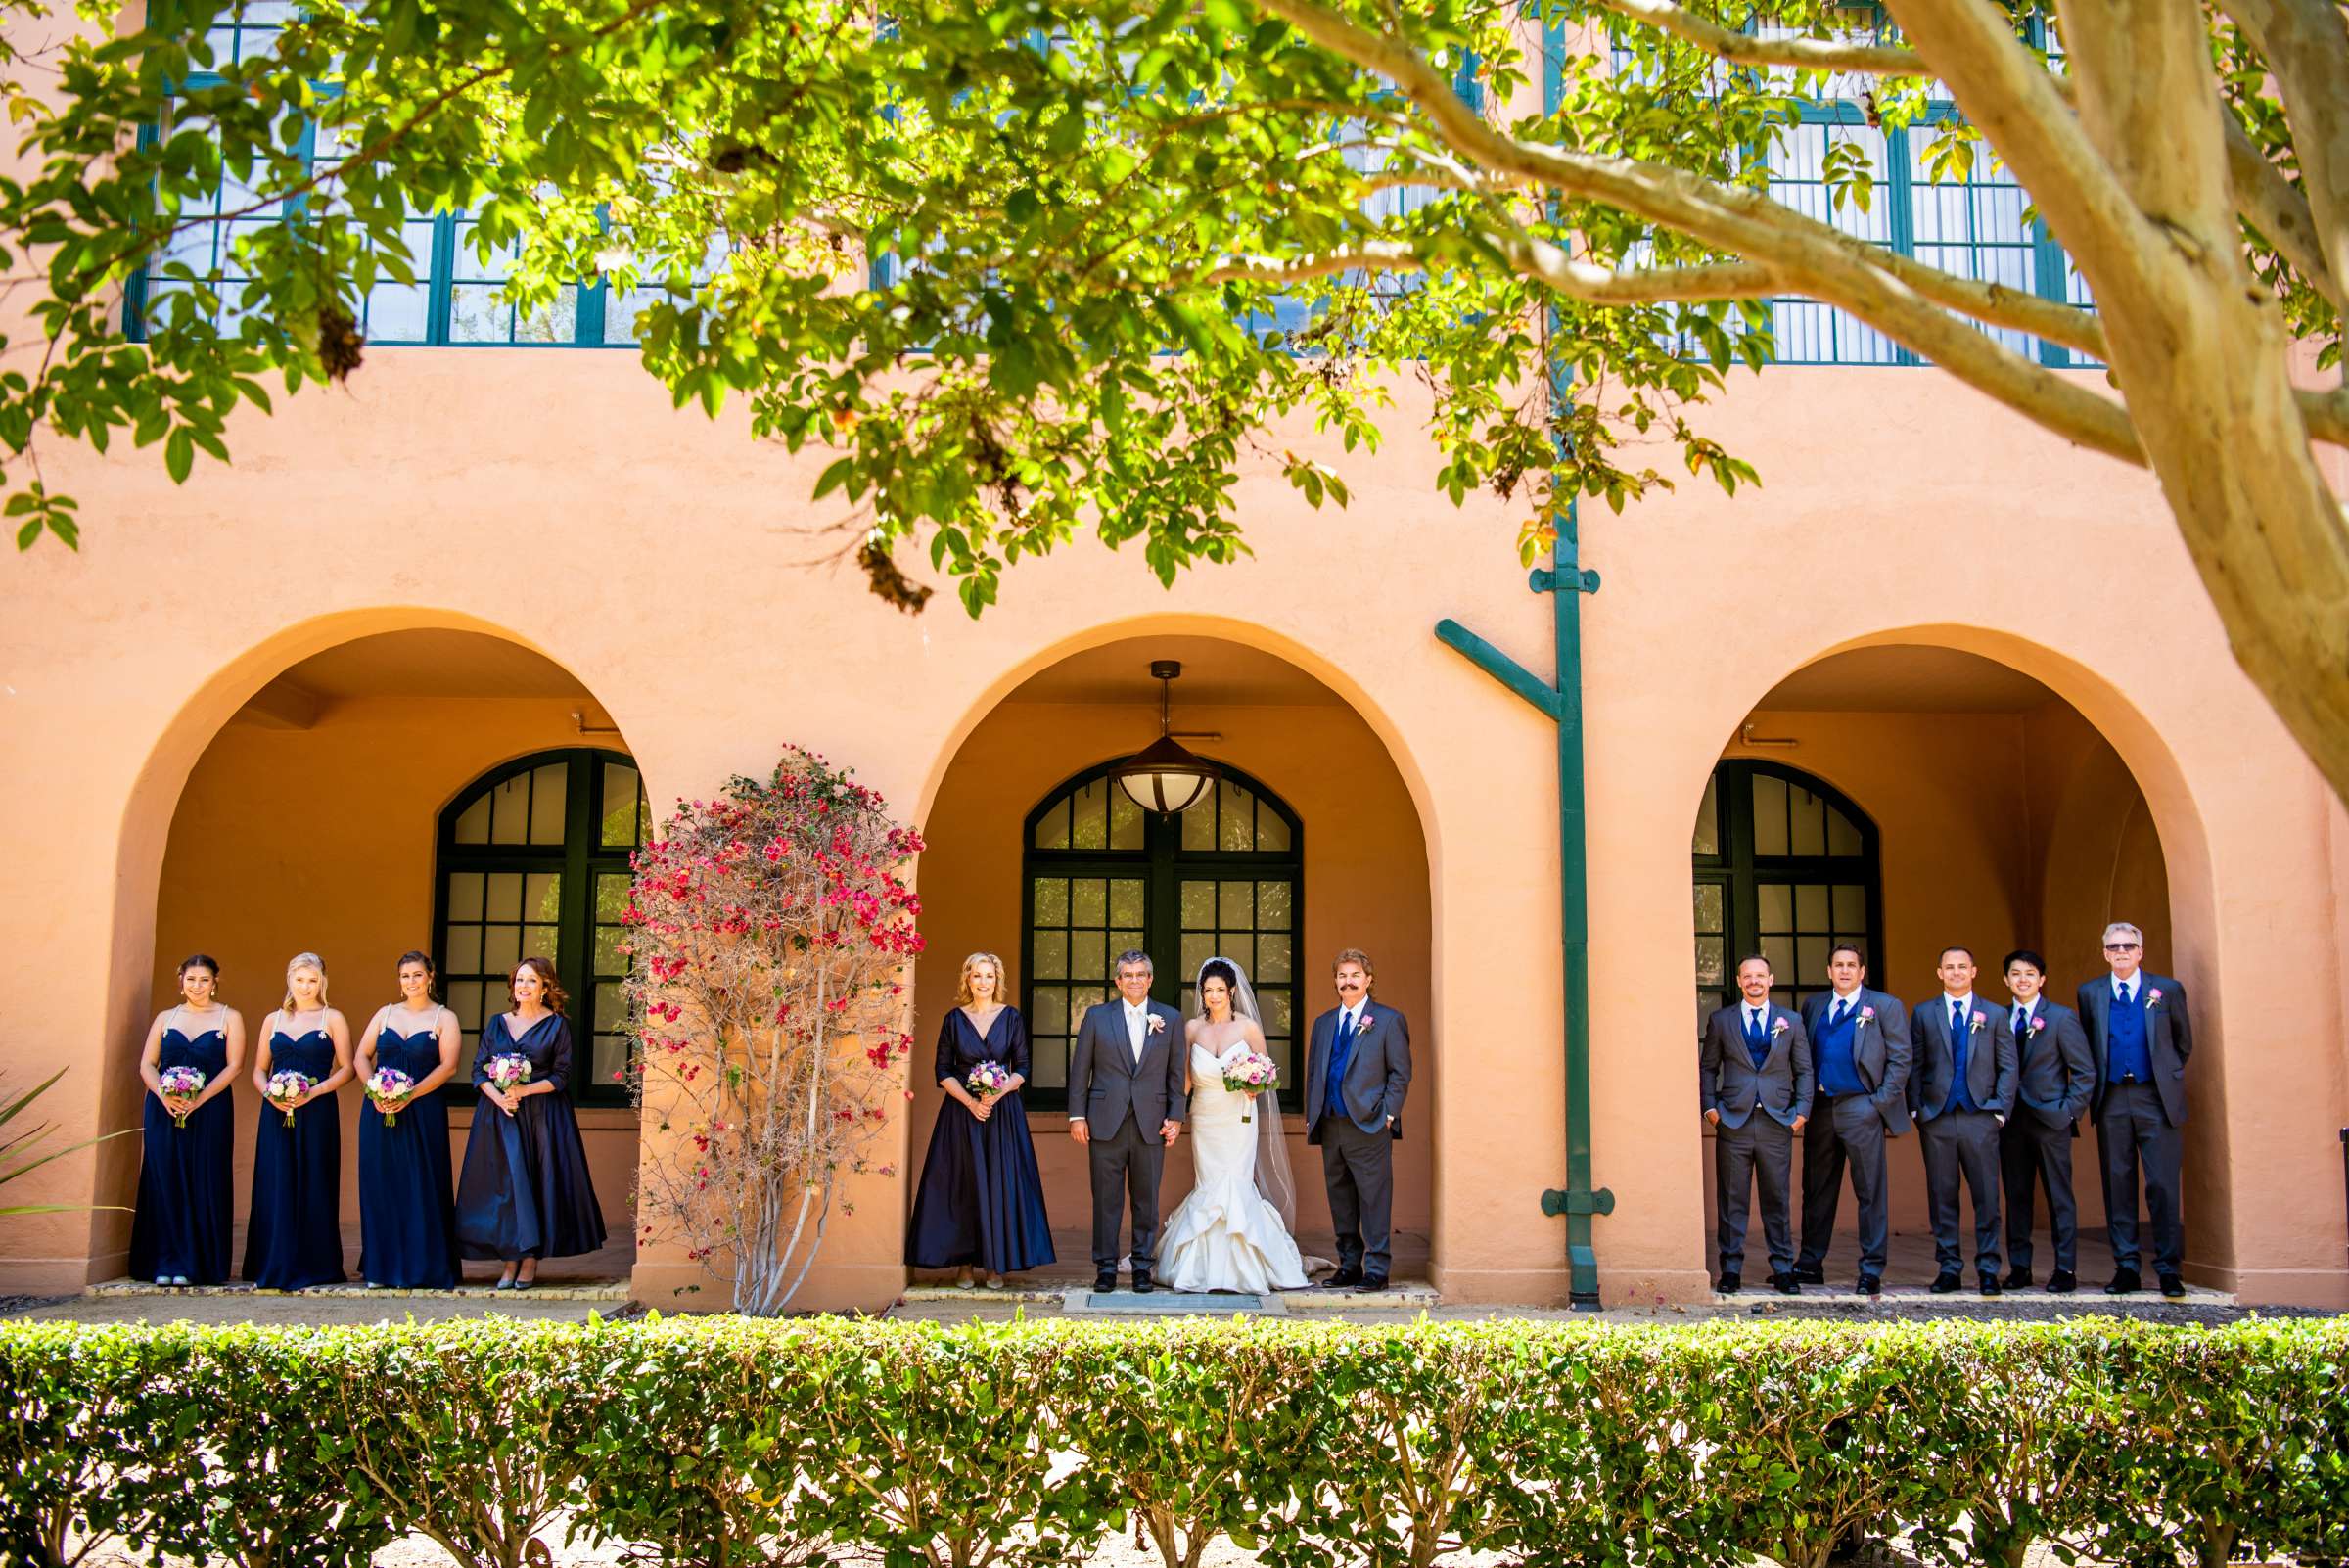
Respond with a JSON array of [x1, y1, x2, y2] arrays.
[[2221, 110, 2344, 308], [2301, 383, 2349, 446], [1201, 236, 1788, 303], [1596, 0, 1931, 76], [2211, 0, 2349, 301]]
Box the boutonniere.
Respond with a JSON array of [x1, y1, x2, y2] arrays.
[[1146, 1014, 1167, 1036], [1858, 1006, 1876, 1024], [1969, 1010, 1988, 1032], [1771, 1016, 1790, 1036], [2029, 1016, 2047, 1035], [2145, 989, 2163, 1007], [1357, 1009, 1375, 1032]]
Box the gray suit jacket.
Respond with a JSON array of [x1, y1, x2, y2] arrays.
[[2077, 973, 2191, 1126], [2007, 998, 2095, 1131], [1066, 998, 1188, 1138], [1908, 995, 2019, 1122], [1304, 1001, 1411, 1140], [1699, 1003, 1813, 1130], [1798, 987, 1912, 1133]]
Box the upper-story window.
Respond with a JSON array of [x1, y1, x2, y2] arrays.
[[1609, 9, 2097, 369]]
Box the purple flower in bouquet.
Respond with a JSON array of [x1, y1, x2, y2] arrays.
[[1221, 1051, 1279, 1124], [265, 1070, 315, 1128], [369, 1066, 416, 1128], [486, 1054, 533, 1092], [158, 1066, 207, 1128], [966, 1060, 1013, 1100]]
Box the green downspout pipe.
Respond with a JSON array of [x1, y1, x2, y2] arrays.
[[1429, 19, 1613, 1310]]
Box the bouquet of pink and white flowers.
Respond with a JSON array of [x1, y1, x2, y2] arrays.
[[158, 1066, 207, 1128], [485, 1054, 532, 1097], [265, 1070, 315, 1128], [368, 1067, 416, 1128], [966, 1060, 1013, 1101], [1221, 1051, 1279, 1124]]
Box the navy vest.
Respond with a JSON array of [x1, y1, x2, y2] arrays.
[[1815, 997, 1864, 1097], [2106, 985, 2152, 1083]]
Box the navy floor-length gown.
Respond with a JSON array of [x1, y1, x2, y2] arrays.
[[243, 1024, 346, 1290], [906, 1006, 1055, 1273], [126, 1011, 236, 1284], [454, 1012, 607, 1262], [356, 1020, 461, 1288]]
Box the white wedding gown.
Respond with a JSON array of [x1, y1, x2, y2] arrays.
[[1159, 1042, 1309, 1293]]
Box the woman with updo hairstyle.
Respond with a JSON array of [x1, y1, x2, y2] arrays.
[[453, 955, 606, 1288], [904, 950, 1054, 1287], [244, 951, 352, 1290], [353, 950, 464, 1289], [128, 954, 246, 1285]]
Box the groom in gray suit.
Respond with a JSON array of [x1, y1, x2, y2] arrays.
[[1305, 947, 1412, 1291], [1699, 954, 1813, 1295], [1067, 950, 1187, 1294]]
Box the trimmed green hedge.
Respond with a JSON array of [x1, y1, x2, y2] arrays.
[[2, 1316, 2344, 1568]]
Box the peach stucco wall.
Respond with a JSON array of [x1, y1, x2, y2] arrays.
[[910, 697, 1436, 1270], [3, 339, 2346, 1306], [126, 697, 639, 1282]]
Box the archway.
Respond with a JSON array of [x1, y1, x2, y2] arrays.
[[1694, 642, 2190, 1289], [109, 625, 641, 1283], [914, 633, 1435, 1280]]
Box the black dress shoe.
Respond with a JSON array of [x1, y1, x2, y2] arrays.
[[1929, 1271, 1962, 1294], [2104, 1269, 2142, 1296], [1772, 1271, 1801, 1296], [1327, 1266, 1364, 1289], [1857, 1274, 1882, 1296], [1716, 1271, 1741, 1294], [2159, 1274, 2188, 1300], [2046, 1270, 2077, 1294], [1094, 1269, 1117, 1293], [1356, 1276, 1389, 1293], [2004, 1267, 2033, 1289], [1794, 1263, 1826, 1285], [1979, 1277, 2003, 1298], [1131, 1270, 1155, 1295]]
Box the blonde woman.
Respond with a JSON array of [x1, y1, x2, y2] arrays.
[[128, 955, 247, 1285], [905, 952, 1054, 1286], [243, 952, 353, 1290]]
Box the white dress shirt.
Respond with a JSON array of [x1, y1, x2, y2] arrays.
[[1123, 1000, 1150, 1064], [1337, 998, 1368, 1036]]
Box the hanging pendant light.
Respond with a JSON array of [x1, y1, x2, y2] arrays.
[[1113, 660, 1221, 815]]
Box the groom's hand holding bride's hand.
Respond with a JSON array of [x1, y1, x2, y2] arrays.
[[1159, 1119, 1181, 1146]]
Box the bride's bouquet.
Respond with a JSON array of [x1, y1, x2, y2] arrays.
[[1220, 1051, 1279, 1124]]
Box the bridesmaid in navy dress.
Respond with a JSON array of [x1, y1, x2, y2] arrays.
[[244, 952, 352, 1290], [906, 952, 1054, 1286], [455, 956, 606, 1288], [354, 950, 464, 1289], [128, 955, 246, 1285]]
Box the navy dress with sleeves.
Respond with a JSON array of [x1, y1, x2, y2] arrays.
[[454, 1012, 607, 1262], [905, 1006, 1055, 1274]]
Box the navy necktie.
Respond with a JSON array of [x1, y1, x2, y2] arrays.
[[1951, 1000, 1966, 1040], [2013, 1006, 2028, 1040], [1829, 997, 1851, 1030], [2117, 984, 2132, 1010], [1745, 1009, 1765, 1044]]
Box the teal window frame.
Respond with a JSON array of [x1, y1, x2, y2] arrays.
[[1691, 761, 1884, 1031], [433, 748, 650, 1109], [1019, 760, 1306, 1114]]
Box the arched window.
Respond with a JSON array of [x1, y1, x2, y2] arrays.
[[1692, 761, 1883, 1031], [435, 749, 649, 1107], [1023, 763, 1305, 1113]]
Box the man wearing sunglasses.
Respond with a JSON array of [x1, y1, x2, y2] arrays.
[[2076, 922, 2193, 1299]]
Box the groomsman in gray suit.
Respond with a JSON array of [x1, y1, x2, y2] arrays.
[[1999, 949, 2095, 1293], [1699, 955, 1812, 1295], [1909, 945, 2019, 1295], [1795, 944, 1911, 1296], [2077, 921, 2192, 1299], [1305, 948, 1412, 1291], [1067, 951, 1187, 1294]]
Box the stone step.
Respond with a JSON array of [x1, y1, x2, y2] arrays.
[[87, 1276, 630, 1304]]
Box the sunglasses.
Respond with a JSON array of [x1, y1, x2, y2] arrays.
[[2103, 943, 2142, 952]]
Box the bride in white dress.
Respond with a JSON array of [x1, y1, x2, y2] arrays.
[[1158, 956, 1310, 1293]]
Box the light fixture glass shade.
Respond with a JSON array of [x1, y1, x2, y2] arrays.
[[1113, 734, 1220, 815]]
